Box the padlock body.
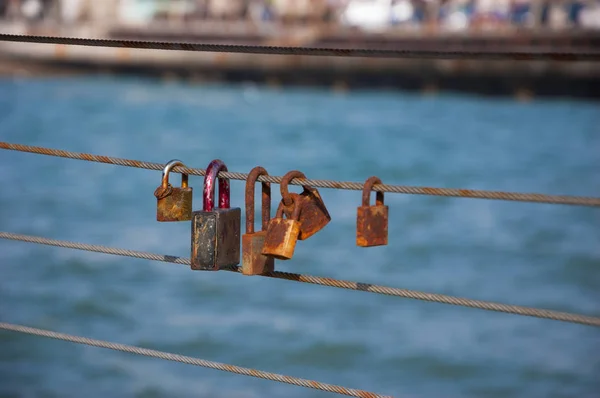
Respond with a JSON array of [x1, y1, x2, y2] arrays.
[[282, 188, 330, 240], [261, 218, 301, 260], [191, 207, 241, 270], [242, 231, 275, 275], [356, 205, 388, 247], [156, 187, 193, 222]]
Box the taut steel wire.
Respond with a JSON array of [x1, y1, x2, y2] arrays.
[[2, 232, 599, 327], [2, 142, 599, 207], [1, 33, 599, 61], [3, 30, 598, 396], [0, 322, 390, 398]]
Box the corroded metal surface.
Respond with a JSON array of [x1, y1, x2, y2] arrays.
[[155, 187, 193, 222], [242, 167, 274, 276], [203, 159, 230, 211], [154, 159, 192, 222], [191, 159, 240, 271], [357, 176, 388, 247], [263, 194, 302, 260], [244, 166, 271, 234], [191, 208, 241, 271], [280, 170, 331, 240], [242, 231, 273, 274]]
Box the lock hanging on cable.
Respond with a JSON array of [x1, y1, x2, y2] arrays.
[[280, 170, 330, 240], [356, 176, 388, 247], [262, 193, 302, 260], [191, 159, 241, 271], [242, 166, 275, 276], [154, 159, 193, 222]]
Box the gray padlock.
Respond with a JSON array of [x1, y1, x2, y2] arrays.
[[191, 159, 241, 271]]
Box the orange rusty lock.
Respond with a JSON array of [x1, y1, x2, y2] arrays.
[[356, 176, 388, 247], [262, 193, 302, 260], [154, 159, 193, 222], [242, 166, 275, 276], [280, 170, 331, 240]]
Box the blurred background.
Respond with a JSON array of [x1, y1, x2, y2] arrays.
[[1, 0, 600, 97], [0, 1, 599, 398], [1, 0, 599, 28]]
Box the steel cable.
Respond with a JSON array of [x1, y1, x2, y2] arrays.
[[1, 232, 599, 327], [2, 142, 599, 207], [1, 33, 599, 61], [0, 322, 390, 398]]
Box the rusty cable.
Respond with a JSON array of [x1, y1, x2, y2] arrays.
[[0, 322, 390, 398], [1, 231, 599, 327], [1, 142, 599, 207], [1, 33, 599, 61]]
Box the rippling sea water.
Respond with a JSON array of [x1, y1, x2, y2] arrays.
[[0, 76, 599, 398]]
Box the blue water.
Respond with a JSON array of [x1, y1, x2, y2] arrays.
[[0, 76, 599, 398]]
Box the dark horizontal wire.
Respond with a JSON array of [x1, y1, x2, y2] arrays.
[[1, 33, 599, 61], [2, 142, 599, 207], [0, 322, 390, 397], [1, 231, 599, 327]]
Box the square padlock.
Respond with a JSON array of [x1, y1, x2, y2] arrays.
[[356, 176, 388, 247], [191, 208, 241, 270], [190, 159, 241, 271]]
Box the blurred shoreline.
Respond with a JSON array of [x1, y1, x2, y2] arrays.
[[1, 0, 600, 99]]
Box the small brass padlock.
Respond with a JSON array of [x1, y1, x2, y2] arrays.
[[154, 159, 193, 222], [356, 176, 388, 247], [191, 159, 241, 271], [262, 193, 302, 260], [242, 166, 275, 276], [280, 170, 331, 240]]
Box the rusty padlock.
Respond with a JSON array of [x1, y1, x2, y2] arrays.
[[261, 193, 302, 260], [356, 176, 388, 247], [242, 166, 275, 276], [191, 159, 241, 271], [154, 159, 193, 222], [280, 170, 331, 240]]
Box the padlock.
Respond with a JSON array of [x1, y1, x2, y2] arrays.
[[190, 159, 241, 271], [154, 159, 193, 222], [356, 176, 388, 247], [262, 193, 302, 260], [242, 166, 275, 276], [280, 170, 331, 240]]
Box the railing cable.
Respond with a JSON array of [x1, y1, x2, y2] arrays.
[[2, 232, 598, 327], [0, 33, 599, 61], [0, 322, 390, 398], [2, 142, 599, 207]]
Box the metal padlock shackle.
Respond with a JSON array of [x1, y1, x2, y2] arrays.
[[203, 159, 231, 212], [280, 170, 310, 207], [362, 176, 384, 206], [275, 192, 302, 220], [245, 166, 271, 234], [160, 159, 189, 191]]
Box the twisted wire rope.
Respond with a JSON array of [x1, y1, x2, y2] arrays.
[[1, 33, 599, 61], [2, 142, 599, 207], [2, 232, 599, 327], [0, 322, 390, 398], [2, 32, 598, 396]]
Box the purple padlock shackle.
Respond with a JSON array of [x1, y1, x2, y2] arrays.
[[203, 159, 231, 211]]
